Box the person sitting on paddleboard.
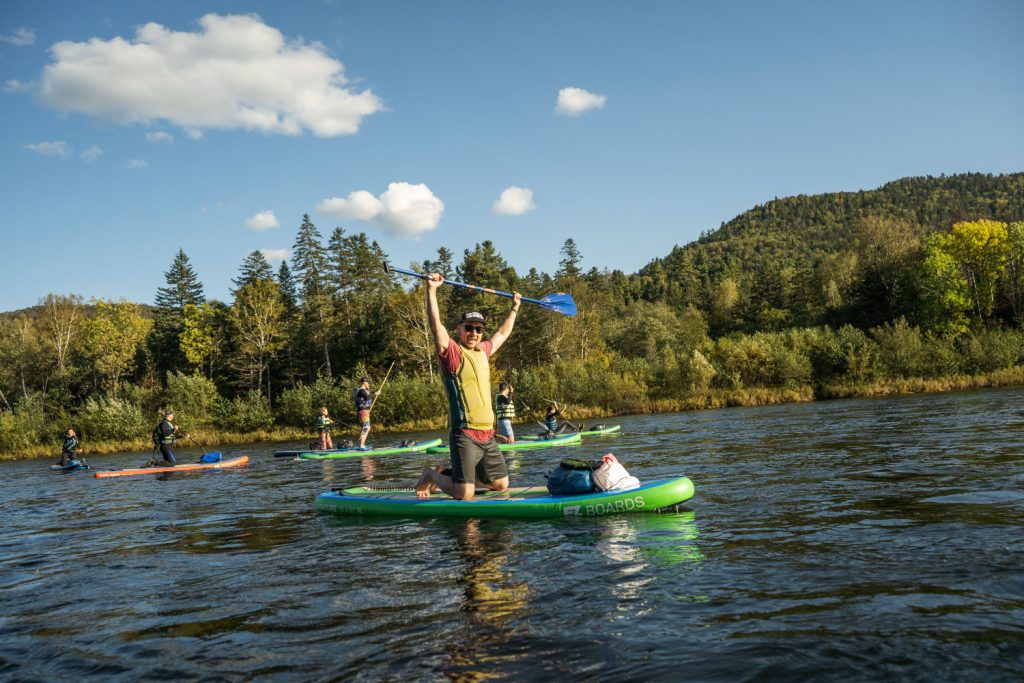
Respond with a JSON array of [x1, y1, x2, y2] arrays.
[[152, 410, 184, 466], [545, 400, 581, 436], [354, 378, 377, 450], [495, 382, 516, 444], [315, 406, 334, 450], [414, 274, 522, 499], [59, 428, 80, 466]]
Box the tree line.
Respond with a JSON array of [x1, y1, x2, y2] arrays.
[[1, 173, 1022, 457]]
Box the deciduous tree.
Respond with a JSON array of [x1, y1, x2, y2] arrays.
[[82, 299, 152, 395], [229, 279, 286, 396]]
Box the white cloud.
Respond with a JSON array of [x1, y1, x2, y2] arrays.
[[491, 186, 536, 216], [246, 210, 279, 231], [317, 182, 444, 237], [3, 79, 31, 93], [317, 190, 382, 221], [145, 131, 174, 143], [0, 28, 35, 46], [125, 158, 148, 170], [555, 86, 607, 117], [81, 146, 104, 162], [24, 141, 69, 157], [39, 13, 384, 137], [260, 248, 289, 262]]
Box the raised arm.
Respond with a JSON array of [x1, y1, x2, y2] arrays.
[[425, 273, 451, 355], [487, 291, 522, 354]]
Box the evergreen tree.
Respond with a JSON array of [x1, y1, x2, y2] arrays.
[[232, 251, 275, 294], [290, 214, 333, 378], [275, 260, 299, 390], [277, 261, 298, 314], [556, 238, 583, 283], [453, 241, 518, 328], [150, 249, 205, 377], [326, 228, 398, 371], [422, 246, 455, 279]]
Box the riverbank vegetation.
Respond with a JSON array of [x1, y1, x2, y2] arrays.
[[2, 173, 1022, 459]]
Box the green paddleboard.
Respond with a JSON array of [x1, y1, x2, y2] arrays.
[[315, 477, 694, 518], [424, 432, 582, 454], [520, 424, 622, 440], [297, 438, 443, 460]]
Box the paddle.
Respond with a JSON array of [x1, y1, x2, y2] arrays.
[[383, 262, 577, 317], [369, 361, 396, 412]]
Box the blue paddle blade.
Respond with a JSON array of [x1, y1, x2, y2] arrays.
[[537, 292, 577, 316]]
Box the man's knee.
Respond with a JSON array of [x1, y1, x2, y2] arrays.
[[452, 483, 476, 500]]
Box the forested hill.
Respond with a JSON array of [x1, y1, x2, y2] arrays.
[[626, 172, 1024, 333], [641, 172, 1023, 285]]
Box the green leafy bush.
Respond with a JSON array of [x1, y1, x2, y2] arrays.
[[214, 390, 274, 432], [708, 332, 813, 388], [162, 371, 221, 425], [277, 376, 349, 428], [802, 325, 878, 383], [872, 318, 927, 378], [75, 396, 148, 441], [957, 328, 1024, 373], [368, 374, 445, 426], [0, 393, 49, 453]]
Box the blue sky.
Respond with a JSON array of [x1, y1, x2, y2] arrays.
[[1, 0, 1022, 312]]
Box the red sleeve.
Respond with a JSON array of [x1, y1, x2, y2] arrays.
[[438, 340, 462, 375], [439, 341, 492, 374]]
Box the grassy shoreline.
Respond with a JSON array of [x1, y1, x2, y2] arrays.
[[8, 367, 1022, 462]]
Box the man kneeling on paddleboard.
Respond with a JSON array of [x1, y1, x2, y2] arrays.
[[415, 272, 521, 499]]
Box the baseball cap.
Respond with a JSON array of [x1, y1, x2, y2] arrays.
[[459, 311, 486, 325]]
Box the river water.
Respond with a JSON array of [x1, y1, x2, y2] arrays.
[[2, 387, 1022, 681]]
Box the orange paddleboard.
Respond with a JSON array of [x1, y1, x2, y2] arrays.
[[94, 455, 249, 479]]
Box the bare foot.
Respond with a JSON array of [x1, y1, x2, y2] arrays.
[[414, 468, 434, 498]]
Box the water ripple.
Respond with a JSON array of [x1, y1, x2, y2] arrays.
[[1, 390, 1023, 680]]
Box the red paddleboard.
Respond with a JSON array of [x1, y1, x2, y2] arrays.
[[94, 455, 249, 479]]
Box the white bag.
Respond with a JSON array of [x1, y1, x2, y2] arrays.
[[591, 454, 640, 491]]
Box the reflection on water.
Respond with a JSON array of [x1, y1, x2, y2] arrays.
[[440, 519, 531, 680], [2, 389, 1023, 681]]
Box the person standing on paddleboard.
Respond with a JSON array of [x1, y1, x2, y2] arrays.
[[415, 273, 522, 499], [315, 406, 334, 450], [353, 378, 376, 450], [153, 410, 184, 466]]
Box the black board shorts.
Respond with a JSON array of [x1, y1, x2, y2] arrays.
[[449, 430, 507, 486]]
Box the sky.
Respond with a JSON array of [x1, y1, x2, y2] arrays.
[[1, 0, 1022, 312]]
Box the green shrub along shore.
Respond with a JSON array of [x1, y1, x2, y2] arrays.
[[3, 175, 1022, 461], [5, 345, 1024, 461]]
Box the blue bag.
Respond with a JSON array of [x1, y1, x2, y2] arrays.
[[545, 463, 596, 495], [198, 452, 222, 464]]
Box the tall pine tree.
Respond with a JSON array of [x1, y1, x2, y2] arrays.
[[231, 251, 275, 295], [325, 228, 397, 371], [150, 249, 205, 378], [274, 259, 299, 390], [290, 214, 333, 378], [556, 238, 583, 284]]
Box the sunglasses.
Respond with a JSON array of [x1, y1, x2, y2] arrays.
[[462, 325, 484, 334]]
